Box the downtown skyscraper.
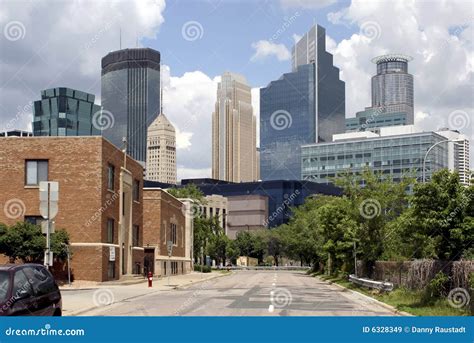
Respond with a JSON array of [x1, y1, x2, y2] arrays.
[[101, 48, 161, 163], [212, 72, 258, 182], [260, 24, 345, 181]]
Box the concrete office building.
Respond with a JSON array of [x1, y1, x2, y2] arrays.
[[32, 87, 101, 137], [0, 136, 144, 282], [101, 48, 161, 163], [226, 195, 268, 239], [199, 194, 228, 233], [212, 72, 258, 182], [260, 24, 345, 180], [146, 113, 177, 184], [301, 125, 470, 186]]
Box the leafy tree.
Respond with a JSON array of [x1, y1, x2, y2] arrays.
[[0, 222, 70, 263], [167, 184, 206, 204]]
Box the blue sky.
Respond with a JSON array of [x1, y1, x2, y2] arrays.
[[144, 0, 352, 87], [0, 0, 472, 179]]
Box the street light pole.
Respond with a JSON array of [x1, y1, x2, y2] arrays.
[[422, 139, 462, 183]]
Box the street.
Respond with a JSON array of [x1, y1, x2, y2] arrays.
[[69, 271, 400, 316]]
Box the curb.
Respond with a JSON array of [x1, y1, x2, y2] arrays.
[[317, 277, 413, 317], [175, 271, 231, 290]]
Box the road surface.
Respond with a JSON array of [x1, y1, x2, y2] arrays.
[[75, 270, 399, 316]]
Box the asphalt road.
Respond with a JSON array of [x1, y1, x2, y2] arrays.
[[79, 270, 398, 316]]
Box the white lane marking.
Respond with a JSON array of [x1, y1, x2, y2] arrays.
[[268, 304, 274, 312]]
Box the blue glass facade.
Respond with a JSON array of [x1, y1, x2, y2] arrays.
[[301, 132, 450, 184], [101, 48, 160, 162], [260, 25, 345, 181], [144, 178, 341, 228], [346, 109, 408, 132], [32, 87, 101, 136]]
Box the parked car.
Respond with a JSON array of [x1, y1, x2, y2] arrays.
[[0, 264, 62, 316]]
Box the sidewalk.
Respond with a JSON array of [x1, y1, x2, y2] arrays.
[[61, 271, 229, 316]]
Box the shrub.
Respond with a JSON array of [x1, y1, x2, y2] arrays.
[[194, 265, 211, 273], [422, 272, 449, 305]]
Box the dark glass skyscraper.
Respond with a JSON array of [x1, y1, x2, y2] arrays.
[[32, 87, 101, 136], [260, 25, 345, 181], [101, 48, 161, 163]]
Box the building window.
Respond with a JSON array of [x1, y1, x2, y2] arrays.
[[133, 225, 139, 246], [25, 216, 46, 226], [107, 164, 115, 190], [107, 218, 114, 244], [171, 223, 177, 245], [25, 160, 48, 186], [133, 180, 140, 201], [107, 261, 115, 279]]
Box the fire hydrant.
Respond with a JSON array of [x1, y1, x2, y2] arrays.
[[148, 271, 153, 288]]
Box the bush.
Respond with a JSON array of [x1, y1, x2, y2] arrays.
[[422, 272, 449, 305], [194, 265, 211, 273]]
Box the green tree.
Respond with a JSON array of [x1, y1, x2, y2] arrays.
[[0, 222, 70, 263]]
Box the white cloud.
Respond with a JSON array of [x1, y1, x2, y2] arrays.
[[292, 33, 302, 43], [161, 65, 220, 181], [250, 40, 291, 62], [327, 0, 473, 162], [280, 0, 337, 9]]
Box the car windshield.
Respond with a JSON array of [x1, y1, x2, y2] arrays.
[[0, 271, 10, 302]]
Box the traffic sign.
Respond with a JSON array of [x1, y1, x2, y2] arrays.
[[39, 181, 59, 219]]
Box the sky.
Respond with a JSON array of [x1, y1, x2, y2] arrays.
[[0, 0, 472, 180]]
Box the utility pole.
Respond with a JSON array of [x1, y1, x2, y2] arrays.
[[39, 181, 59, 269]]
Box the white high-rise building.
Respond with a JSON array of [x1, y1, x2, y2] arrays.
[[437, 128, 471, 187], [212, 72, 258, 182], [146, 113, 176, 184]]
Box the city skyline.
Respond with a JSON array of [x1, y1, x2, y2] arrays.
[[0, 0, 472, 180]]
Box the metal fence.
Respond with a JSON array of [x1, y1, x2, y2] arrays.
[[349, 274, 394, 291]]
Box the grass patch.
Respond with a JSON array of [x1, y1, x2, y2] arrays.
[[316, 275, 470, 316]]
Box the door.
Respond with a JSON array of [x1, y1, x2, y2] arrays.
[[144, 248, 155, 276]]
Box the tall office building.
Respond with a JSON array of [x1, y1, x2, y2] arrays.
[[260, 24, 345, 181], [101, 48, 161, 163], [346, 54, 414, 132], [212, 72, 258, 182], [146, 112, 176, 184], [32, 87, 101, 136]]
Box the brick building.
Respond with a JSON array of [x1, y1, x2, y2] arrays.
[[143, 188, 193, 276], [0, 136, 144, 281]]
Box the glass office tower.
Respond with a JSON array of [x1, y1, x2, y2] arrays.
[[101, 48, 161, 163], [260, 24, 345, 180], [32, 87, 101, 136], [371, 54, 414, 123]]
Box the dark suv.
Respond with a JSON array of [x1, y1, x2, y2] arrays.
[[0, 264, 62, 316]]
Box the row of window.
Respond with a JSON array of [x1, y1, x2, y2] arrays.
[[106, 218, 139, 246]]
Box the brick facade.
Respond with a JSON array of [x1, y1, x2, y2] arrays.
[[143, 189, 192, 276], [0, 136, 144, 281]]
